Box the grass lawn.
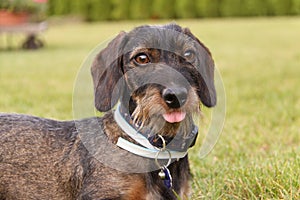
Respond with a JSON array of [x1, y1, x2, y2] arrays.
[[0, 17, 299, 199]]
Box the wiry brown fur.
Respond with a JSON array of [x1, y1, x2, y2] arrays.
[[0, 23, 216, 200]]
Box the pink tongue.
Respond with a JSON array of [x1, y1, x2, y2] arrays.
[[163, 112, 186, 123]]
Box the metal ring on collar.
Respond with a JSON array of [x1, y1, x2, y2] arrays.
[[157, 134, 166, 150], [155, 148, 172, 169]]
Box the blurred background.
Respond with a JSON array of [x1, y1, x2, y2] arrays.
[[0, 0, 299, 199], [29, 0, 300, 21], [2, 0, 300, 24], [46, 0, 300, 21]]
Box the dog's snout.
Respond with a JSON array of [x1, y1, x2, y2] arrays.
[[162, 87, 188, 108]]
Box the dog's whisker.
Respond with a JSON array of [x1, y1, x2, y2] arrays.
[[139, 120, 145, 130], [132, 113, 139, 125], [132, 106, 141, 123]]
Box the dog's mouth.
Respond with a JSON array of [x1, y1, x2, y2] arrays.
[[162, 111, 186, 123]]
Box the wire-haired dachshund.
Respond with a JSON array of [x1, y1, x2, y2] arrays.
[[0, 23, 216, 200]]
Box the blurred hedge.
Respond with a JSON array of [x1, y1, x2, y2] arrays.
[[47, 0, 300, 21]]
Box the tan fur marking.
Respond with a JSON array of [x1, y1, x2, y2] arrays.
[[124, 176, 147, 200]]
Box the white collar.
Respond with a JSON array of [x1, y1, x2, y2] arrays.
[[114, 103, 188, 160]]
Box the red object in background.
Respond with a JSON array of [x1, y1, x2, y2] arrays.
[[0, 10, 29, 26], [32, 0, 48, 3]]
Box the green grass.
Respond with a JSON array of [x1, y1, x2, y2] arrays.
[[0, 17, 299, 199]]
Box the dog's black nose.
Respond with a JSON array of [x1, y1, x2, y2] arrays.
[[162, 88, 188, 108]]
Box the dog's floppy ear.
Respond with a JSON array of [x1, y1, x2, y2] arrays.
[[91, 32, 126, 112], [184, 28, 217, 107]]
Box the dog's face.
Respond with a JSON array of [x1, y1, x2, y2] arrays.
[[92, 24, 216, 138]]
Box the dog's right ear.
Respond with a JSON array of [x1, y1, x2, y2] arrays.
[[91, 32, 126, 112]]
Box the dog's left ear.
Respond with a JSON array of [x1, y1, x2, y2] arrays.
[[184, 28, 217, 107], [91, 32, 126, 112]]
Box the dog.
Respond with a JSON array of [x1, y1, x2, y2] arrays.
[[0, 23, 216, 200]]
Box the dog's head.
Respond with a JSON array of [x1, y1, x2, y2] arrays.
[[91, 24, 216, 138]]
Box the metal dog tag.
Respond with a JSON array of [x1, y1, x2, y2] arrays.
[[158, 166, 172, 189]]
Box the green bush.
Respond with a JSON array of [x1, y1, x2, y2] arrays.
[[111, 0, 130, 20], [129, 0, 152, 19], [84, 0, 112, 21], [219, 0, 242, 17], [267, 0, 292, 16], [197, 0, 221, 18], [175, 0, 197, 18], [152, 0, 176, 19], [46, 0, 300, 21], [70, 0, 85, 14], [291, 0, 300, 14], [48, 0, 70, 15], [238, 0, 269, 16]]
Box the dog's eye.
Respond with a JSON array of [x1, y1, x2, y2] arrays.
[[184, 50, 195, 61], [134, 53, 150, 65]]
